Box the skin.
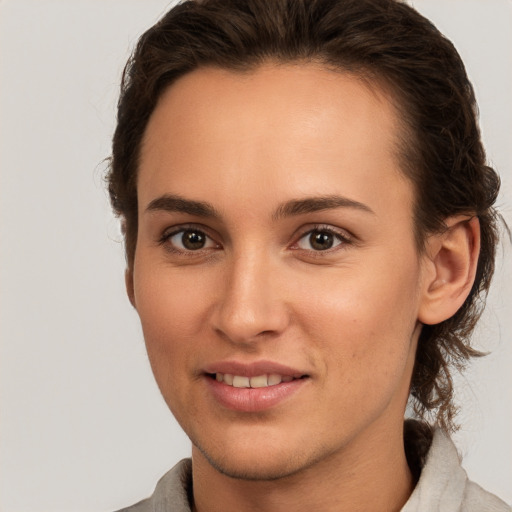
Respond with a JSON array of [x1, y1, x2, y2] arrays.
[[128, 64, 480, 512]]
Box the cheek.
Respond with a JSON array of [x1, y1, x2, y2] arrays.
[[133, 264, 214, 386], [134, 256, 215, 332], [297, 264, 419, 342], [294, 255, 421, 390]]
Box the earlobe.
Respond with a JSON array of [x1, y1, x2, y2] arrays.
[[418, 216, 480, 325], [125, 268, 137, 309]]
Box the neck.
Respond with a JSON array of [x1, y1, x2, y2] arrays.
[[191, 420, 414, 512]]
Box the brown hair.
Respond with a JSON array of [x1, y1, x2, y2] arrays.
[[107, 0, 501, 432]]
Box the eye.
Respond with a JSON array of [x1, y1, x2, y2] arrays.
[[163, 228, 218, 252], [295, 228, 348, 251]]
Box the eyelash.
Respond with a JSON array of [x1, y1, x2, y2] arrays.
[[158, 223, 353, 255], [292, 224, 353, 254], [158, 224, 219, 254]]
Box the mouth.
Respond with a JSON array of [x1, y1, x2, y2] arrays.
[[202, 362, 310, 412], [207, 372, 309, 388]]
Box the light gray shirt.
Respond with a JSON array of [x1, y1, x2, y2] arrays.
[[117, 429, 510, 511]]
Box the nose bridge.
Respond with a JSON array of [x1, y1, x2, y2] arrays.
[[213, 245, 288, 344]]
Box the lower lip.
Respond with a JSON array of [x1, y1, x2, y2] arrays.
[[205, 376, 308, 412]]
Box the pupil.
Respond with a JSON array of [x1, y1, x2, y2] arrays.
[[310, 231, 333, 250], [182, 230, 205, 250]]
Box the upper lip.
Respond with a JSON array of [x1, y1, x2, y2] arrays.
[[202, 360, 308, 378]]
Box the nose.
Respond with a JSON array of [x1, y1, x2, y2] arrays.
[[211, 250, 290, 346]]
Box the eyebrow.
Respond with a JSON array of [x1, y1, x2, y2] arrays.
[[145, 193, 374, 220], [146, 194, 220, 218], [272, 195, 375, 220]]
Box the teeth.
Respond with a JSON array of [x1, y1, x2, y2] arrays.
[[214, 373, 298, 388], [268, 373, 282, 385], [232, 376, 250, 388], [250, 375, 268, 388]]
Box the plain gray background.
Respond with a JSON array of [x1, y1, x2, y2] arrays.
[[1, 1, 511, 510]]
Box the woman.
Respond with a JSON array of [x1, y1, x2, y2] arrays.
[[108, 0, 510, 510]]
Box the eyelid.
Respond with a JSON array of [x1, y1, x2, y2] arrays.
[[157, 222, 354, 255], [158, 223, 221, 252], [290, 224, 354, 252]]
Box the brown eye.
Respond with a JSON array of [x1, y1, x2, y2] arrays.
[[166, 228, 217, 252], [181, 230, 206, 250], [309, 231, 334, 250], [296, 228, 346, 251]]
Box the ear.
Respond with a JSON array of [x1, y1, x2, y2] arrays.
[[125, 268, 137, 309], [418, 216, 480, 325]]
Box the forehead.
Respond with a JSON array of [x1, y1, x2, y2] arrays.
[[138, 63, 413, 221]]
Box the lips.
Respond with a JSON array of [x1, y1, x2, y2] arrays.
[[203, 360, 307, 378], [202, 361, 309, 412]]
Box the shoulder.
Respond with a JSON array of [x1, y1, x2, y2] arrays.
[[462, 480, 512, 512], [114, 458, 193, 512], [402, 427, 510, 511]]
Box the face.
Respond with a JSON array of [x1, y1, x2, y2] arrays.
[[131, 64, 428, 480]]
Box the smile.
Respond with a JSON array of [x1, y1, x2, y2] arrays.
[[214, 373, 300, 388], [206, 373, 309, 412]]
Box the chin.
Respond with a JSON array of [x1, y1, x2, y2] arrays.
[[191, 431, 331, 482], [200, 447, 310, 481]]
